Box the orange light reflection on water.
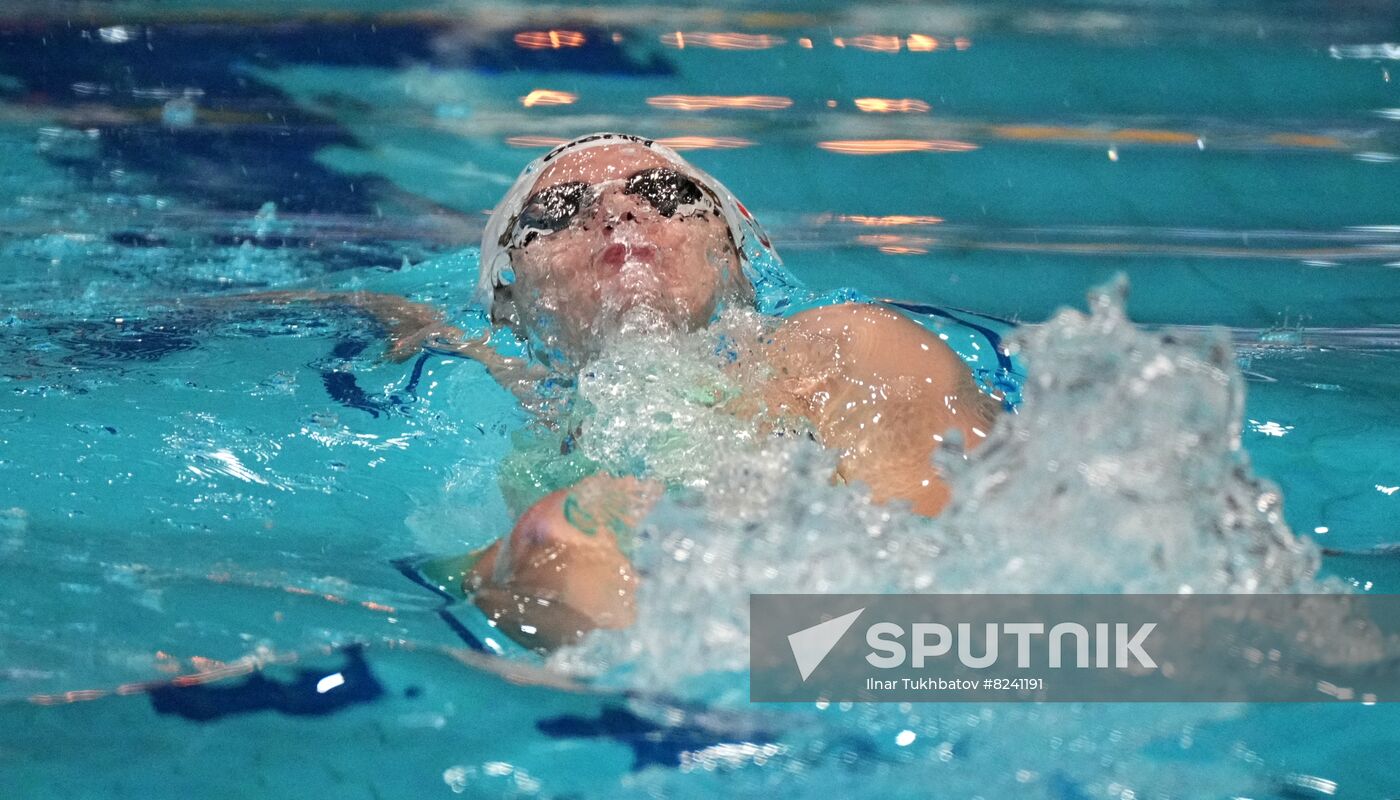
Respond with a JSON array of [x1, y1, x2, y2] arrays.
[[1268, 133, 1346, 149], [850, 35, 902, 52], [513, 30, 586, 49], [831, 35, 964, 52], [520, 89, 577, 108], [854, 97, 931, 113], [839, 214, 944, 226], [993, 125, 1198, 145], [658, 136, 755, 150], [856, 233, 935, 255], [647, 94, 792, 111], [818, 139, 977, 154], [661, 32, 785, 50], [504, 135, 752, 150]]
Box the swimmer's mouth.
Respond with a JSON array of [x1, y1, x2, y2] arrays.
[[598, 241, 659, 270]]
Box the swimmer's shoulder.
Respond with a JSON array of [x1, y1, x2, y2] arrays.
[[768, 301, 969, 379], [764, 302, 999, 445]]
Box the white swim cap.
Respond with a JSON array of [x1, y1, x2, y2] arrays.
[[477, 132, 777, 320]]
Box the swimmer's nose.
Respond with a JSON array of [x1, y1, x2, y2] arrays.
[[592, 189, 658, 268], [595, 187, 645, 230], [600, 214, 637, 237]]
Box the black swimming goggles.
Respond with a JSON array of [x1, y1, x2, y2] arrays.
[[500, 167, 723, 250]]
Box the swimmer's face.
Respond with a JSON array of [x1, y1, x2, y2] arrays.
[[503, 143, 744, 360]]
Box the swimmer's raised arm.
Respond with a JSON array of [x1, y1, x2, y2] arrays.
[[216, 290, 544, 398]]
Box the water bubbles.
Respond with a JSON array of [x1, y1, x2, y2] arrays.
[[441, 761, 543, 797]]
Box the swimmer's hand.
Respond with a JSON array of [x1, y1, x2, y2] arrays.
[[212, 290, 544, 396], [420, 328, 547, 398], [388, 319, 464, 362], [464, 474, 661, 650]]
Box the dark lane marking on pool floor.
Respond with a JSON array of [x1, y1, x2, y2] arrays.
[[149, 644, 384, 722]]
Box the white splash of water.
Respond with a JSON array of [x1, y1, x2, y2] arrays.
[[553, 283, 1321, 691], [568, 306, 778, 490]]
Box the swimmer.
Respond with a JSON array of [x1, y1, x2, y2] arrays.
[[244, 133, 999, 650]]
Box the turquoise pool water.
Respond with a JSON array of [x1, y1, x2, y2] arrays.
[[1, 1, 1398, 797]]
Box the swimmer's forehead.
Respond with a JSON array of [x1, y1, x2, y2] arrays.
[[530, 144, 680, 192]]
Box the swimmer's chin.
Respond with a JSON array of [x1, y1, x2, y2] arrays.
[[592, 297, 697, 340], [610, 302, 675, 331]]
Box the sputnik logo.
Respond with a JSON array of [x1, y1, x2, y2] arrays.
[[787, 608, 865, 681]]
